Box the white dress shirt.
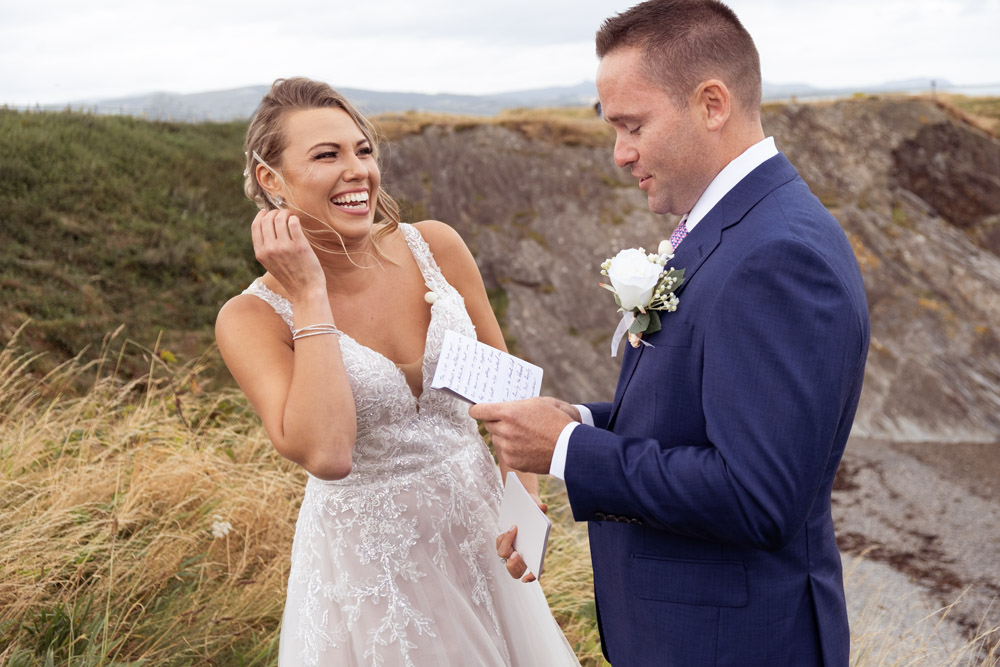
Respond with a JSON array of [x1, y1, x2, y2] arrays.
[[548, 136, 779, 479]]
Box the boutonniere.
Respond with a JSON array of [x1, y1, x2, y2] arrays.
[[600, 240, 686, 356]]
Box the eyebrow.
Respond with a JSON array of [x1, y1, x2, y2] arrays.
[[603, 112, 641, 125], [308, 139, 370, 152]]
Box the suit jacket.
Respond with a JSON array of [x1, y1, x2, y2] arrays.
[[566, 153, 869, 666]]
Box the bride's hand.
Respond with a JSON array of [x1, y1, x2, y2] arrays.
[[251, 209, 326, 298], [530, 492, 549, 516], [496, 525, 537, 583]]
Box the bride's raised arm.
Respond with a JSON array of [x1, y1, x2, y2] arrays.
[[216, 209, 357, 481]]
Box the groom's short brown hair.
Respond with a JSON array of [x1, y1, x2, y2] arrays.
[[596, 0, 762, 116]]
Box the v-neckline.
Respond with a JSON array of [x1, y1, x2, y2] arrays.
[[335, 300, 437, 404], [342, 226, 437, 403]]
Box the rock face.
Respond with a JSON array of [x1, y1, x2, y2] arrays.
[[382, 122, 650, 402], [383, 97, 1000, 445]]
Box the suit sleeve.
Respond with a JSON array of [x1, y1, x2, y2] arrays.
[[565, 239, 867, 550], [582, 402, 613, 430]]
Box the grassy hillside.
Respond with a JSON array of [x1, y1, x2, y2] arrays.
[[938, 93, 1000, 136], [0, 106, 611, 381], [0, 109, 258, 377]]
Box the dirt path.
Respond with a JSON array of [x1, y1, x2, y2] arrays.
[[834, 438, 1000, 652]]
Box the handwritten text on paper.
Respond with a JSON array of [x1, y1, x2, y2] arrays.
[[430, 330, 543, 404]]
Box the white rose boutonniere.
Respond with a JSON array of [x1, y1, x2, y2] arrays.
[[606, 248, 662, 310], [601, 242, 686, 356]]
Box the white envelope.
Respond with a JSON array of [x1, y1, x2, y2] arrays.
[[497, 471, 552, 578]]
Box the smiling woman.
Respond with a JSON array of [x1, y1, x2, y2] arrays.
[[241, 79, 400, 262], [213, 77, 581, 666], [255, 108, 382, 254]]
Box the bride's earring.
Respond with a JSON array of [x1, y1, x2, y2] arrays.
[[274, 194, 284, 207]]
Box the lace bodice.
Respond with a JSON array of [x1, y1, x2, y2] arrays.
[[243, 223, 487, 481], [245, 223, 514, 666]]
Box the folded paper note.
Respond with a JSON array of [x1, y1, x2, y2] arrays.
[[431, 330, 543, 404], [498, 471, 552, 578]]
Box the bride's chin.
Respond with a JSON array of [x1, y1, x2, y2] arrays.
[[312, 225, 377, 256], [308, 210, 374, 235]]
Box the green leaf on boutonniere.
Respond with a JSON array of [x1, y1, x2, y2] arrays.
[[629, 312, 650, 334], [645, 310, 662, 334], [600, 284, 623, 309]]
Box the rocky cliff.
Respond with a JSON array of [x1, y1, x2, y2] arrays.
[[381, 97, 1000, 446]]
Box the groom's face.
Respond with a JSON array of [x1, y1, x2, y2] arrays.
[[597, 46, 708, 217]]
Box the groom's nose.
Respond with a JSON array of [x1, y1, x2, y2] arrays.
[[613, 134, 638, 169]]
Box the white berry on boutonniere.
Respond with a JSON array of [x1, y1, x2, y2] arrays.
[[600, 242, 685, 356]]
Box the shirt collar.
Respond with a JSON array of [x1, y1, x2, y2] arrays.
[[684, 136, 778, 232]]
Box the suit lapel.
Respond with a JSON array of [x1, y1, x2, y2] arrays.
[[671, 153, 797, 296], [605, 154, 798, 427]]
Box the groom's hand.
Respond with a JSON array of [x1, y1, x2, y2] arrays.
[[470, 397, 573, 474]]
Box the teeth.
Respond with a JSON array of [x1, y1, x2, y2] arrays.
[[332, 191, 369, 205]]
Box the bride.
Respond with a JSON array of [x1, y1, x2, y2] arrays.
[[215, 77, 580, 666]]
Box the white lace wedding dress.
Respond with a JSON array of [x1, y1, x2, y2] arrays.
[[244, 223, 580, 667]]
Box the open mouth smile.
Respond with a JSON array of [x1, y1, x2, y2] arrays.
[[331, 190, 370, 212]]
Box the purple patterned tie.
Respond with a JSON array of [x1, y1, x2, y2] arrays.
[[668, 216, 688, 250]]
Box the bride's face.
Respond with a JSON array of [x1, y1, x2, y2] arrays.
[[270, 107, 381, 237]]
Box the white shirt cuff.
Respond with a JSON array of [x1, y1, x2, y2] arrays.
[[548, 405, 591, 479]]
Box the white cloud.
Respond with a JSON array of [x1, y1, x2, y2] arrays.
[[2, 0, 997, 106], [737, 0, 1000, 87]]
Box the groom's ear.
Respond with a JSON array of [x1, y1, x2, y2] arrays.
[[695, 79, 731, 132]]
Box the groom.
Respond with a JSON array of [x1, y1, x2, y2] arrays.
[[471, 1, 870, 665]]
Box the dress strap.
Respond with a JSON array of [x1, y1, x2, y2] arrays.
[[398, 223, 453, 295], [242, 278, 297, 330]]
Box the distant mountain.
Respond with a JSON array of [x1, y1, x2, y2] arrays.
[[64, 81, 601, 122], [47, 78, 971, 122], [766, 78, 960, 102]]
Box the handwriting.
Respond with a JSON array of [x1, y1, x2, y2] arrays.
[[431, 330, 543, 403]]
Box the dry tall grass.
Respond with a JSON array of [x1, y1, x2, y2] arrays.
[[933, 94, 1000, 138], [0, 325, 608, 665], [844, 554, 999, 667], [1, 325, 996, 666], [1, 325, 295, 665], [374, 107, 614, 148]]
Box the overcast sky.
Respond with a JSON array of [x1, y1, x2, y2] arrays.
[[2, 0, 998, 106]]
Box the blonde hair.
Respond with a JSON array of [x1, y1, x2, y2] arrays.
[[243, 77, 400, 257]]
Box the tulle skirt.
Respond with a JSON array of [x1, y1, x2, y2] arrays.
[[277, 475, 580, 667]]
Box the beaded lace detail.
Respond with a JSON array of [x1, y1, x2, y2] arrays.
[[244, 224, 508, 666]]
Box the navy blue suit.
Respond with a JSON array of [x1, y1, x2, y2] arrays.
[[566, 154, 869, 666]]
